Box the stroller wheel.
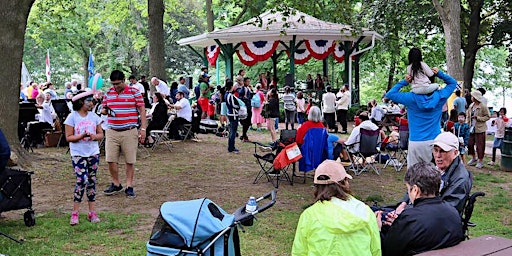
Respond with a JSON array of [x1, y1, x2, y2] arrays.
[[24, 210, 36, 227]]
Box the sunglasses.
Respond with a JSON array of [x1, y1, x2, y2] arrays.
[[85, 97, 94, 102], [111, 81, 123, 86]]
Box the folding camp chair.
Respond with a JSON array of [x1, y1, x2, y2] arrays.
[[383, 119, 408, 171], [150, 114, 175, 151], [252, 141, 294, 188], [180, 123, 198, 142], [346, 128, 381, 176]]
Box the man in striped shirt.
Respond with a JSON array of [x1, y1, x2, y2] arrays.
[[101, 70, 147, 198]]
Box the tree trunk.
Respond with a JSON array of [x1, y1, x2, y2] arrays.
[[148, 0, 166, 81], [0, 0, 35, 166], [462, 0, 484, 91], [206, 0, 214, 32], [433, 0, 464, 81], [387, 55, 397, 91]]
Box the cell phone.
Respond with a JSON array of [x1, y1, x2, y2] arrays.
[[381, 210, 393, 223]]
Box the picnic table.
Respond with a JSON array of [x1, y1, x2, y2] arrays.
[[379, 112, 402, 132], [418, 235, 512, 256]]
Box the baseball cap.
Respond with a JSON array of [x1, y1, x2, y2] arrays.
[[431, 132, 458, 152], [314, 160, 353, 185]]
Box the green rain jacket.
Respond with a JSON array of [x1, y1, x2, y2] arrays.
[[292, 196, 381, 256]]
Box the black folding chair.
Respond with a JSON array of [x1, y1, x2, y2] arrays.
[[252, 141, 293, 188], [347, 128, 381, 175]]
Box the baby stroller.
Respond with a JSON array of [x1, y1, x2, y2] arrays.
[[147, 190, 276, 256]]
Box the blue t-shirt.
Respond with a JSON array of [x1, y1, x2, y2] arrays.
[[327, 133, 340, 160], [64, 111, 102, 157], [453, 97, 466, 114]]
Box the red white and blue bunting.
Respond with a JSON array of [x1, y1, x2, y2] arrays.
[[241, 41, 279, 62], [236, 49, 258, 66], [333, 43, 346, 63], [206, 45, 221, 66], [305, 40, 335, 60], [286, 48, 312, 65]]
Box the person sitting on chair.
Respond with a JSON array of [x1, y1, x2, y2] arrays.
[[145, 92, 169, 145], [383, 132, 472, 225], [378, 161, 464, 256], [345, 111, 384, 153], [169, 91, 192, 140], [292, 160, 381, 256], [295, 106, 324, 146]]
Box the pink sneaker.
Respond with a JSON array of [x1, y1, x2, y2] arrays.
[[87, 211, 100, 223], [70, 211, 79, 226]]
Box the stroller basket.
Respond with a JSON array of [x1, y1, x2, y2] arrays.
[[147, 190, 276, 256]]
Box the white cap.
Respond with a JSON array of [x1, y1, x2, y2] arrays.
[[431, 132, 459, 152]]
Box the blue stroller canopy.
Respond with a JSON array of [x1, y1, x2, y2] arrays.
[[163, 198, 234, 247], [147, 198, 237, 256]]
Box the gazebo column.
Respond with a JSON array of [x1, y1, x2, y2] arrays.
[[215, 40, 240, 80], [289, 36, 297, 83], [323, 58, 328, 79], [353, 55, 361, 107]]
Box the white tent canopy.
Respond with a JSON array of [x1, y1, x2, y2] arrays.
[[177, 9, 383, 48]]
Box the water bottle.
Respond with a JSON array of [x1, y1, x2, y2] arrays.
[[245, 196, 258, 214]]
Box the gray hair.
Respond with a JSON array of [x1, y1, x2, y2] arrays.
[[404, 162, 441, 196], [308, 106, 323, 123]]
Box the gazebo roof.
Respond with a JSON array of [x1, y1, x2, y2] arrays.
[[177, 9, 383, 47]]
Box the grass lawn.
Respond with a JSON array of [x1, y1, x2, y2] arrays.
[[0, 128, 511, 255]]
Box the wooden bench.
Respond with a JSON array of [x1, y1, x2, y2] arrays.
[[418, 235, 512, 256]]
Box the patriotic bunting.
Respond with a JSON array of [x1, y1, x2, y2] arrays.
[[305, 40, 335, 60], [334, 42, 357, 63], [206, 45, 221, 66], [286, 48, 312, 65], [241, 41, 279, 62], [236, 49, 258, 66]]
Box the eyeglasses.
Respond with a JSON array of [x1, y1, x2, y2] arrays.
[[111, 81, 123, 86]]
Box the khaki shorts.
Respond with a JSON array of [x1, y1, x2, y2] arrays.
[[105, 128, 138, 164]]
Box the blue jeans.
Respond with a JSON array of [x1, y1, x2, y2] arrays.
[[275, 117, 279, 129], [228, 116, 239, 152]]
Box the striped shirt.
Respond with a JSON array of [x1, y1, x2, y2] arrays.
[[102, 85, 144, 130]]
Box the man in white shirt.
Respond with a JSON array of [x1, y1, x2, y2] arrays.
[[322, 86, 337, 132], [169, 91, 192, 139], [129, 75, 145, 94], [151, 77, 170, 98], [345, 112, 383, 153], [336, 84, 351, 133], [177, 77, 190, 99]]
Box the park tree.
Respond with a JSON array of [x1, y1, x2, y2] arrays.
[[0, 0, 35, 162], [461, 0, 512, 90], [148, 0, 166, 81]]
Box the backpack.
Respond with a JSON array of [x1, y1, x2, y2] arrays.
[[251, 93, 261, 108], [236, 97, 248, 120]]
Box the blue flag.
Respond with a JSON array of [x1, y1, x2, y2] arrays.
[[87, 52, 94, 76]]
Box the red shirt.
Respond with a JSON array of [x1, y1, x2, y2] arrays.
[[102, 85, 144, 130], [295, 121, 325, 145]]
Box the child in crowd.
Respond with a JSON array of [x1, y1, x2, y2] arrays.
[[64, 91, 103, 225], [453, 112, 470, 162], [490, 107, 509, 165], [407, 47, 438, 94]]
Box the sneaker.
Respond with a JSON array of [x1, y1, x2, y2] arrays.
[[475, 162, 484, 169], [125, 187, 136, 198], [87, 211, 100, 223], [488, 161, 495, 166], [103, 183, 123, 195], [70, 211, 79, 226], [229, 149, 240, 154], [467, 158, 478, 166]]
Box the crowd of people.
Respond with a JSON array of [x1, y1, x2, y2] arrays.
[[12, 46, 509, 255]]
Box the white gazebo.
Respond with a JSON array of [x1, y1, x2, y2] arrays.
[[177, 8, 383, 105]]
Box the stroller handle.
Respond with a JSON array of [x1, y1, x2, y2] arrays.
[[255, 190, 277, 214], [233, 190, 277, 224]]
